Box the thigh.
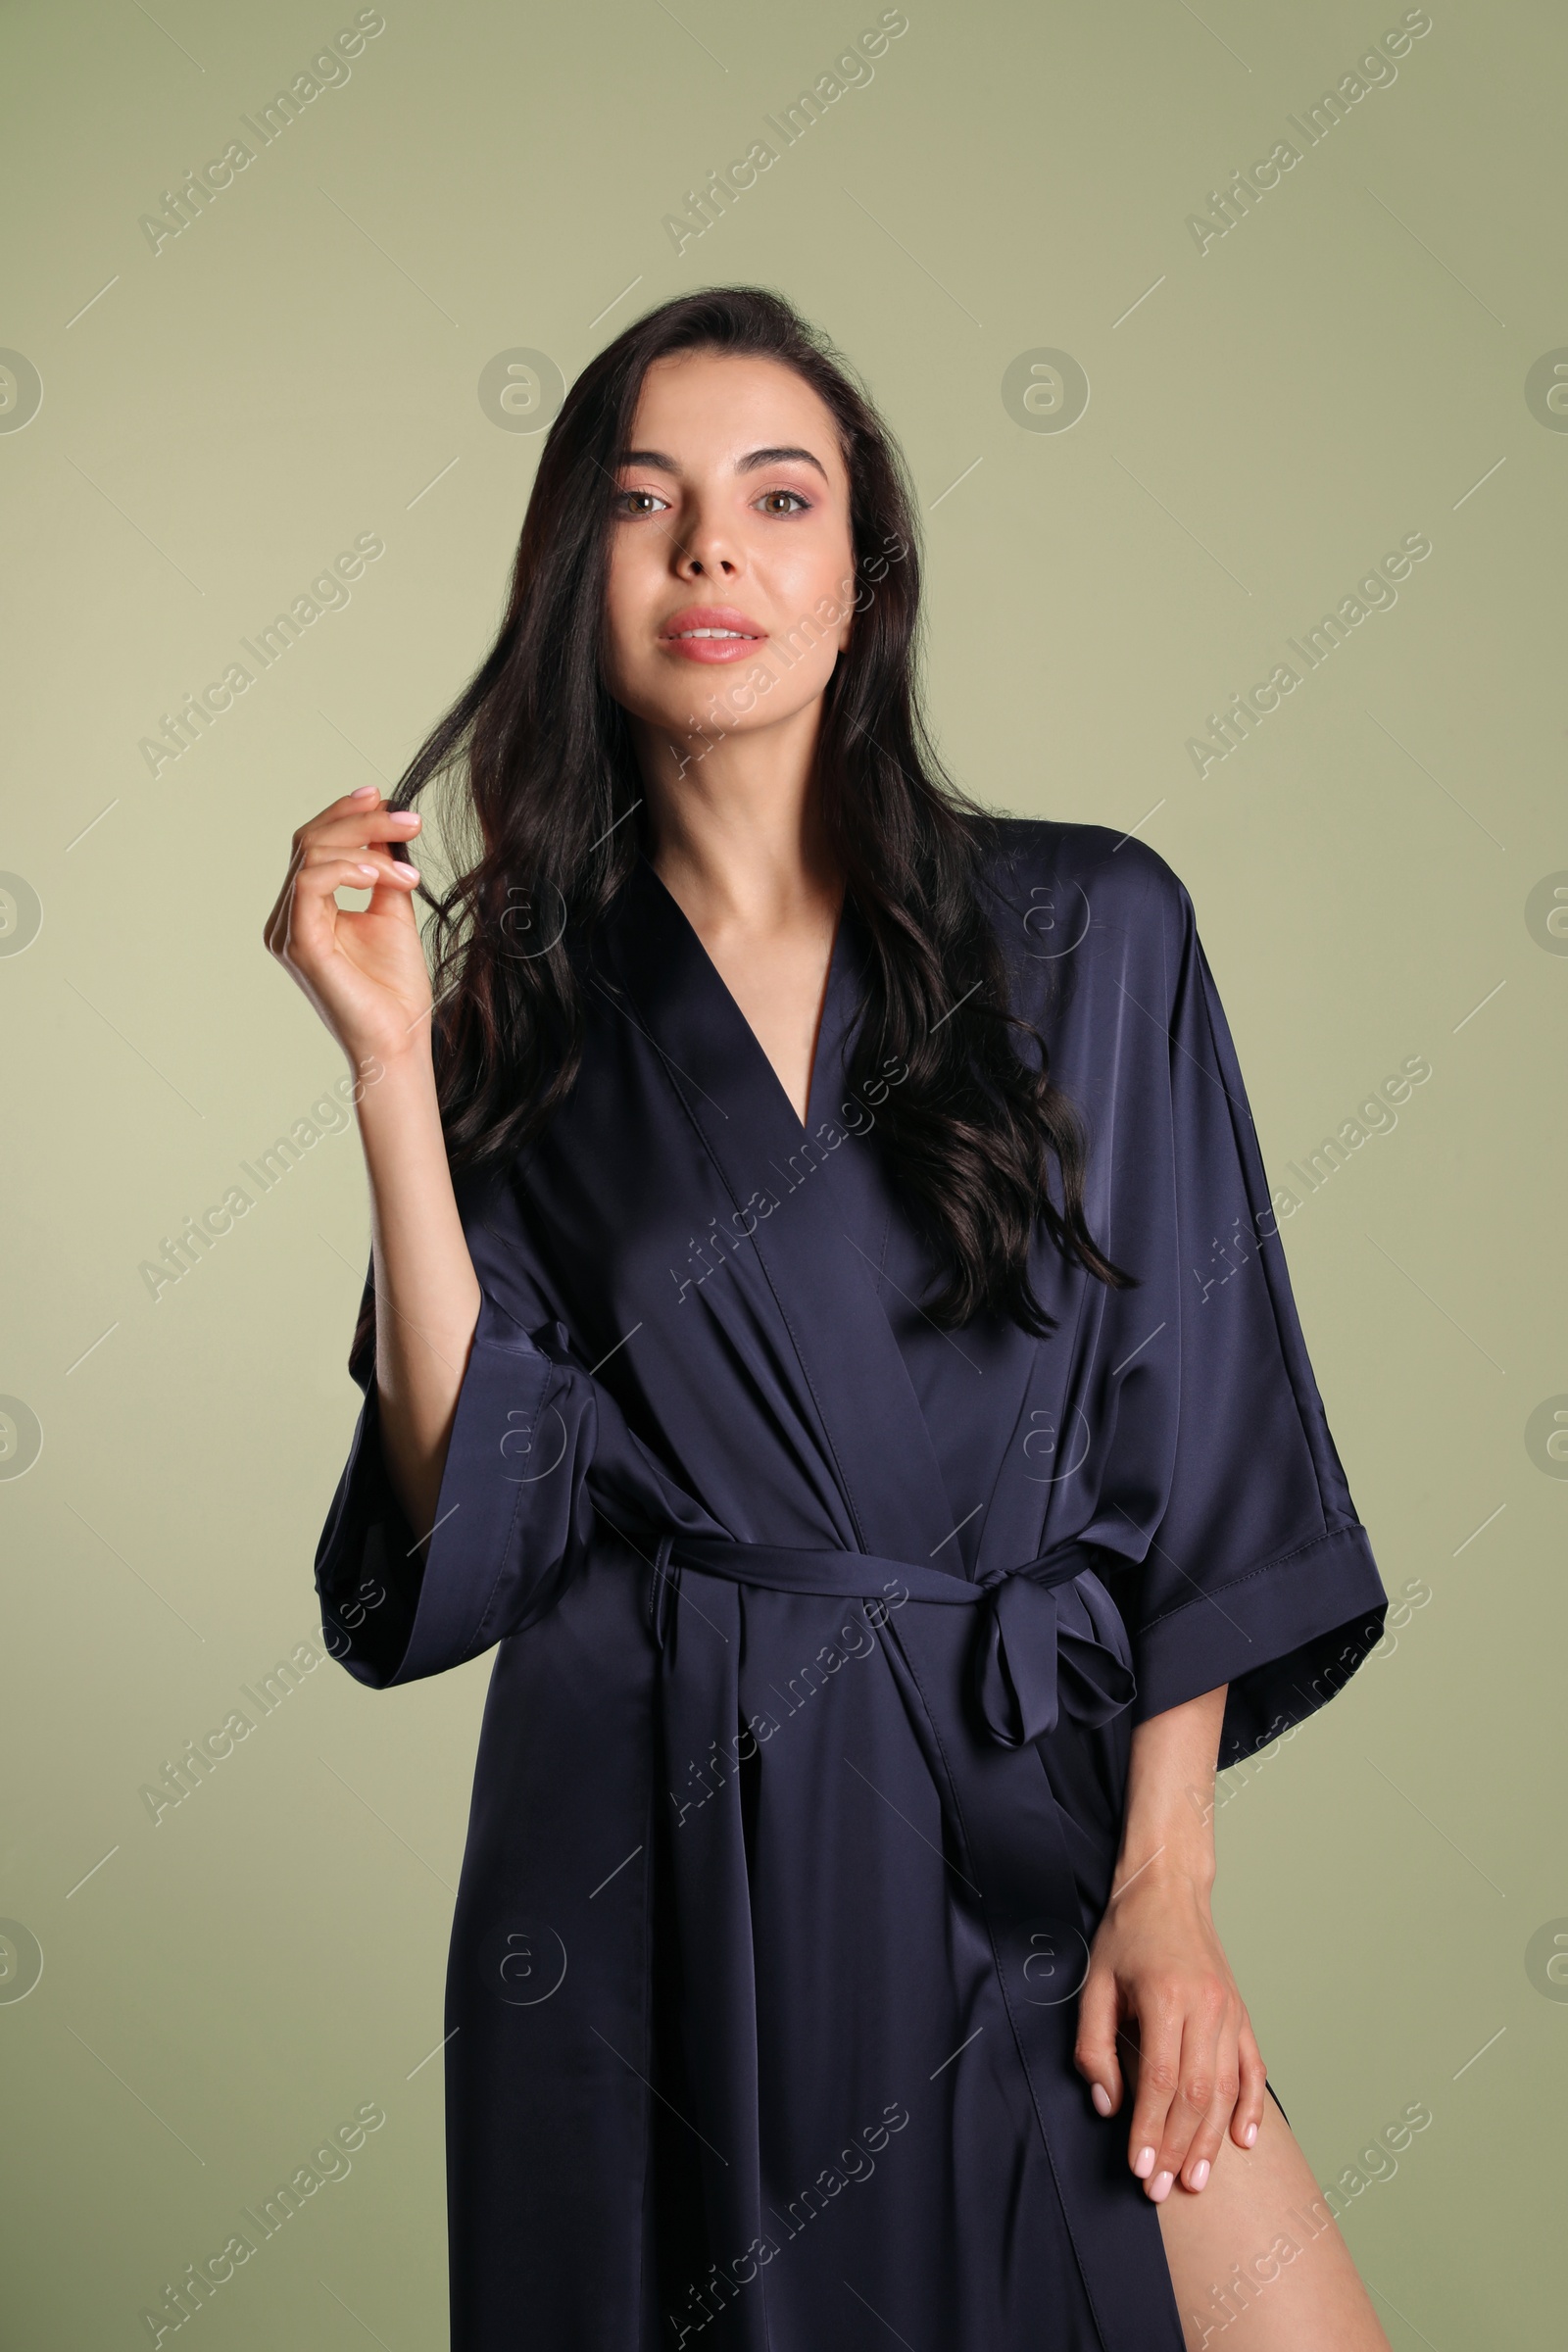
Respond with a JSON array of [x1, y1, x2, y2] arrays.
[[1153, 2086, 1393, 2350]]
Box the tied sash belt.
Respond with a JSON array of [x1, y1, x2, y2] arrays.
[[645, 1529, 1146, 2309], [649, 1533, 1138, 1747]]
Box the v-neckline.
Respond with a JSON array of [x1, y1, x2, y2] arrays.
[[634, 853, 854, 1139], [606, 851, 957, 1562]]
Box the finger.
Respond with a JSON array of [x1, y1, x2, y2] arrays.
[[290, 781, 419, 841], [264, 827, 314, 949], [273, 856, 417, 969], [1148, 1987, 1226, 2200], [1125, 1996, 1182, 2189], [305, 806, 422, 854], [1230, 2014, 1268, 2152], [322, 783, 389, 824], [1073, 1966, 1123, 2120], [1177, 2006, 1241, 2191], [264, 797, 416, 955], [299, 844, 420, 885], [318, 799, 420, 837]]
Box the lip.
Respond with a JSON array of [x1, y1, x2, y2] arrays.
[[658, 604, 767, 663]]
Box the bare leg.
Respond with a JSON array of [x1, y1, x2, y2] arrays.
[[1153, 2084, 1392, 2350]]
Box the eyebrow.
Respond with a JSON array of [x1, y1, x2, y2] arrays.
[[616, 444, 830, 483]]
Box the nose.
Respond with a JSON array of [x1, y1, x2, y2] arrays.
[[672, 496, 741, 582]]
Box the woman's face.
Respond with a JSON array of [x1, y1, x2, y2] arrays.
[[601, 349, 858, 752]]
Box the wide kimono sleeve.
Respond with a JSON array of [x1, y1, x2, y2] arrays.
[[1108, 860, 1390, 1770], [313, 1154, 601, 1692]]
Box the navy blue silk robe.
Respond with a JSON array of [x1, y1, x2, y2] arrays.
[[315, 819, 1388, 2351]]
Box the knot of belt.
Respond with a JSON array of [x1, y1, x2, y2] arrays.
[[648, 1534, 1137, 1748]]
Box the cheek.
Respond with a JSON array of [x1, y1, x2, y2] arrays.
[[599, 553, 653, 697], [766, 529, 857, 645], [755, 611, 847, 716]]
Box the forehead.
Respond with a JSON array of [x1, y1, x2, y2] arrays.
[[625, 350, 846, 483]]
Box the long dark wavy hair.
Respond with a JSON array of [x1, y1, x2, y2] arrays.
[[372, 285, 1127, 1340]]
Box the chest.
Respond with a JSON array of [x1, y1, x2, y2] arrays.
[[660, 902, 841, 1129], [506, 983, 1072, 1573]]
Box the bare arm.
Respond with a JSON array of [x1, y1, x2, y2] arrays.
[[266, 784, 480, 1556], [356, 1049, 481, 1551], [1075, 1684, 1269, 2200]]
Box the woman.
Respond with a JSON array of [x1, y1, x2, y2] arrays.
[[268, 287, 1394, 2349]]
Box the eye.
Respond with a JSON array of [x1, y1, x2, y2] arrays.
[[613, 488, 670, 516], [756, 488, 810, 516]]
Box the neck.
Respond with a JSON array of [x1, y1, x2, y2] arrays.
[[633, 703, 843, 935]]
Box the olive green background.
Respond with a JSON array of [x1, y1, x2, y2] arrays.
[[3, 0, 1563, 2342]]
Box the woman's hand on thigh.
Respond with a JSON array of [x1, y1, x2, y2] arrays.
[[1075, 1862, 1269, 2200], [1076, 1684, 1266, 2198]]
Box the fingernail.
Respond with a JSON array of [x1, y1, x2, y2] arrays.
[[1150, 2172, 1174, 2203], [1091, 2083, 1112, 2118], [358, 864, 378, 877], [1189, 2160, 1209, 2191], [1244, 2121, 1258, 2148], [353, 785, 378, 798], [1133, 2145, 1155, 2180]]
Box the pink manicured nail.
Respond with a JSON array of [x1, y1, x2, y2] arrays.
[[1150, 2172, 1174, 2203], [1133, 2145, 1155, 2180], [1244, 2121, 1258, 2148], [358, 864, 378, 877], [352, 785, 378, 798], [1189, 2160, 1210, 2191], [1091, 2083, 1112, 2118]]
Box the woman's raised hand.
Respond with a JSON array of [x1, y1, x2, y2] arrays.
[[267, 783, 479, 1545], [264, 784, 430, 1072]]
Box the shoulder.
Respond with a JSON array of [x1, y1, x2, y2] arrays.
[[975, 813, 1196, 943]]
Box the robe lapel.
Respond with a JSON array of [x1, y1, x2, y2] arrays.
[[600, 856, 958, 1567], [968, 1268, 1100, 1586]]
